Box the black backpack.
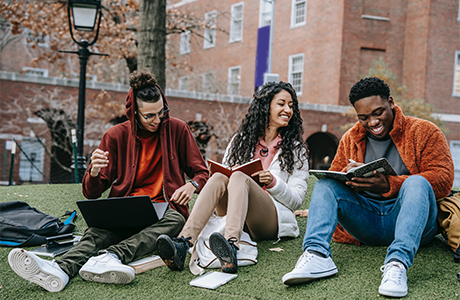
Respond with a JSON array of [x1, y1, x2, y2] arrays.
[[0, 201, 76, 247]]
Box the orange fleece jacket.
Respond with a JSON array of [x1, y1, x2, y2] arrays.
[[331, 105, 455, 244]]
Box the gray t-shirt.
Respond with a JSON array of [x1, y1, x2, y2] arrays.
[[362, 135, 410, 200]]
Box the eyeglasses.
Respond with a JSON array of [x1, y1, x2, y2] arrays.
[[137, 105, 169, 120]]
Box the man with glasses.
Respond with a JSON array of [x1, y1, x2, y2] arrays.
[[8, 70, 209, 292]]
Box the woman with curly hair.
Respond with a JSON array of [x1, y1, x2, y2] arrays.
[[157, 81, 309, 274], [7, 70, 209, 292]]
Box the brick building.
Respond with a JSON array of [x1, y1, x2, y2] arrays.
[[166, 0, 460, 185], [1, 0, 459, 186]]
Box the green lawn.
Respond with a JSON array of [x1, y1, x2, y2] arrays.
[[0, 180, 459, 300]]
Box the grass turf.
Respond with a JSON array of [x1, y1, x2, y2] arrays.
[[0, 179, 459, 300]]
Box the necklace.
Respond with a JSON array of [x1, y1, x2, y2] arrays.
[[260, 147, 269, 157]]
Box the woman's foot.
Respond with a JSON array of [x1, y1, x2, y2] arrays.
[[209, 232, 238, 273]]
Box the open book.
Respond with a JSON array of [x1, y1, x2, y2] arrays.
[[207, 158, 263, 186], [310, 157, 397, 184]]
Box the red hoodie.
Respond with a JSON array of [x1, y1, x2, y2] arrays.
[[82, 86, 209, 219]]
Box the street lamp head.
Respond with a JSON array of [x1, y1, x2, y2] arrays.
[[67, 0, 102, 47]]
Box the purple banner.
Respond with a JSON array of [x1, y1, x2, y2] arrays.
[[254, 25, 271, 90]]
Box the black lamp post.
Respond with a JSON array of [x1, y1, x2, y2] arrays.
[[60, 0, 108, 182]]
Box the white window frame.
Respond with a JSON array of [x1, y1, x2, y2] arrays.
[[259, 0, 272, 27], [288, 53, 304, 95], [179, 76, 189, 91], [180, 30, 191, 54], [230, 2, 244, 43], [228, 66, 241, 95], [291, 0, 307, 28], [202, 72, 214, 93], [204, 11, 217, 49], [18, 138, 45, 183], [458, 0, 460, 21], [451, 140, 460, 188], [453, 51, 460, 97], [22, 67, 48, 77]]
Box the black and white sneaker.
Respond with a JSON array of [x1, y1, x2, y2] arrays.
[[156, 235, 191, 271], [209, 232, 238, 273]]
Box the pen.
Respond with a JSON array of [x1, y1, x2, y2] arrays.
[[349, 159, 357, 163]]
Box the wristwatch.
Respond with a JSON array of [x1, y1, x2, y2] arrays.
[[190, 180, 199, 193]]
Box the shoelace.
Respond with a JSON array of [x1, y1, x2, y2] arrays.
[[227, 237, 238, 245], [173, 236, 192, 248], [380, 262, 404, 285], [296, 251, 313, 268]]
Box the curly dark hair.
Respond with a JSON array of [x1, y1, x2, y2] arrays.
[[225, 81, 309, 174], [348, 77, 390, 105], [129, 69, 162, 103]]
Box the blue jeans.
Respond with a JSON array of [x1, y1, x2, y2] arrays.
[[302, 175, 437, 268]]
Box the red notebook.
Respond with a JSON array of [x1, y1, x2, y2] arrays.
[[207, 158, 264, 186]]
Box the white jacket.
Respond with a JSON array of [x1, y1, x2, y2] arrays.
[[223, 141, 309, 238]]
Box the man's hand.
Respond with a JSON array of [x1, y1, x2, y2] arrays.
[[170, 182, 196, 205], [346, 170, 390, 194], [90, 149, 109, 177]]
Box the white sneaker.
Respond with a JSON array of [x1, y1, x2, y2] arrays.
[[79, 252, 135, 284], [282, 250, 338, 285], [8, 248, 69, 292], [378, 261, 408, 297]]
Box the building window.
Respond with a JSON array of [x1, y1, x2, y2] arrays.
[[228, 66, 241, 95], [451, 140, 460, 188], [288, 53, 304, 95], [180, 30, 191, 54], [23, 29, 49, 48], [202, 72, 214, 93], [454, 51, 460, 97], [19, 138, 45, 183], [22, 67, 48, 77], [204, 11, 217, 49], [291, 0, 307, 27], [230, 2, 244, 42], [259, 0, 272, 27], [179, 76, 188, 90]]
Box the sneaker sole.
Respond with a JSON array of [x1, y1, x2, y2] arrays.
[[156, 236, 184, 271], [79, 266, 134, 284], [209, 233, 237, 273], [8, 248, 67, 292], [282, 268, 338, 286], [378, 287, 408, 298]]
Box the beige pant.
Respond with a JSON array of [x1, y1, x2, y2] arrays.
[[180, 171, 278, 248]]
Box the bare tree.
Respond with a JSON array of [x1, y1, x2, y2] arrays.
[[1, 0, 227, 87], [2, 86, 121, 182], [138, 0, 167, 88], [208, 102, 247, 159]]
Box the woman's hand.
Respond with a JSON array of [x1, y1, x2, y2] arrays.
[[170, 182, 196, 206], [252, 170, 274, 186], [90, 149, 109, 177]]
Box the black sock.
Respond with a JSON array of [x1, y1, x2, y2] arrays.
[[308, 250, 327, 258], [388, 258, 407, 269]]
